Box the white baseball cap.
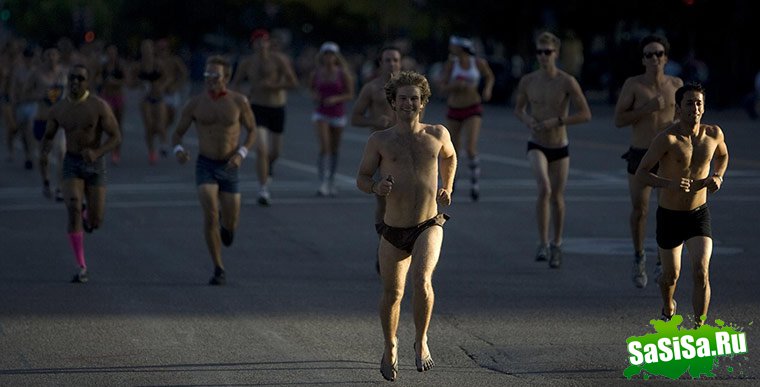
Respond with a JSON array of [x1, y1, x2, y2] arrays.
[[319, 41, 340, 54]]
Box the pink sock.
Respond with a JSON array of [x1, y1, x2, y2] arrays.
[[67, 232, 86, 269]]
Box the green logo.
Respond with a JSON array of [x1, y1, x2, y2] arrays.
[[625, 315, 749, 380]]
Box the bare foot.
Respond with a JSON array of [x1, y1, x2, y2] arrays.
[[414, 341, 434, 372], [380, 338, 398, 381]]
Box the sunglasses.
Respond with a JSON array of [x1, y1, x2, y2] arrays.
[[203, 71, 222, 79], [68, 74, 86, 82], [643, 51, 665, 59], [535, 49, 555, 56]]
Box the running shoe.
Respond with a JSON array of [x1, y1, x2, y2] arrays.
[[535, 244, 549, 262], [71, 268, 89, 283], [317, 181, 330, 197], [257, 188, 271, 207], [470, 185, 480, 202], [209, 267, 226, 285], [633, 253, 648, 288], [549, 244, 562, 268], [661, 300, 676, 322]]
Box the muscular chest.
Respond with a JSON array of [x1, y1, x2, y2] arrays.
[[669, 137, 715, 168], [57, 103, 99, 133], [194, 101, 238, 127]]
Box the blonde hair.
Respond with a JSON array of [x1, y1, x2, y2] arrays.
[[536, 31, 561, 50]]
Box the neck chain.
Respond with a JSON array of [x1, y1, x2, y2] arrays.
[[68, 90, 89, 103]]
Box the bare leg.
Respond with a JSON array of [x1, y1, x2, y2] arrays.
[[378, 238, 411, 380], [197, 184, 223, 269], [527, 150, 550, 246], [547, 157, 569, 246], [658, 244, 682, 318], [255, 128, 270, 187], [686, 236, 712, 325], [628, 175, 653, 255], [411, 226, 443, 372]]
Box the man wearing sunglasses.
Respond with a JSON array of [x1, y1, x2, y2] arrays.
[[172, 56, 257, 285], [39, 64, 122, 283], [614, 35, 683, 289], [514, 31, 592, 269]]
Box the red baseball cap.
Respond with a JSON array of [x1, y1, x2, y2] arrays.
[[250, 29, 270, 42]]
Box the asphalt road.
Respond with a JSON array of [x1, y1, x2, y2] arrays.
[[1, 85, 758, 386]]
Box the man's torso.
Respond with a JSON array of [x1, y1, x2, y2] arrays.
[[192, 93, 242, 160], [244, 54, 287, 107], [627, 75, 680, 148]]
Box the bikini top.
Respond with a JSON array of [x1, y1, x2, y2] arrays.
[[451, 56, 480, 87]]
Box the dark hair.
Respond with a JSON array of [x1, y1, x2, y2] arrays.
[[384, 71, 431, 106], [675, 82, 706, 106], [378, 46, 401, 62], [640, 34, 670, 55]]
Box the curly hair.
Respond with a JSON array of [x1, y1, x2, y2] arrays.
[[384, 71, 431, 106]]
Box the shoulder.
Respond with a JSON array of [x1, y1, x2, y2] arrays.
[[621, 75, 643, 89], [228, 90, 249, 104], [89, 94, 110, 109], [423, 123, 449, 139], [702, 123, 724, 140], [667, 75, 684, 87]]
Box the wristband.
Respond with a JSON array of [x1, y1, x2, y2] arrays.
[[237, 146, 249, 159], [558, 116, 564, 126], [173, 144, 185, 155], [370, 180, 377, 194], [713, 174, 723, 183]]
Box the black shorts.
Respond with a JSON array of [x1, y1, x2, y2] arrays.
[[621, 147, 658, 175], [527, 141, 569, 163], [195, 155, 240, 193], [251, 104, 286, 134], [62, 153, 106, 186], [656, 204, 712, 249]]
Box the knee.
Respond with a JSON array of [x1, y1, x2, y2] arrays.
[[202, 211, 219, 228], [631, 203, 648, 219], [550, 191, 564, 206], [659, 270, 679, 287], [412, 273, 434, 294], [382, 287, 404, 304], [537, 183, 551, 200]]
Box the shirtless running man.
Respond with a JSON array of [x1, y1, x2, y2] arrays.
[[635, 82, 728, 327], [232, 29, 298, 206], [356, 71, 456, 381], [39, 64, 121, 283], [514, 31, 592, 269], [615, 34, 683, 288], [172, 55, 256, 285], [351, 46, 402, 272]]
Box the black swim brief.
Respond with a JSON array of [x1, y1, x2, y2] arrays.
[[378, 213, 450, 253], [527, 141, 569, 163], [621, 147, 658, 175], [656, 204, 712, 249]]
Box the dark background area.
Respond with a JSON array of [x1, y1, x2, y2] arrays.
[[2, 0, 758, 108]]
